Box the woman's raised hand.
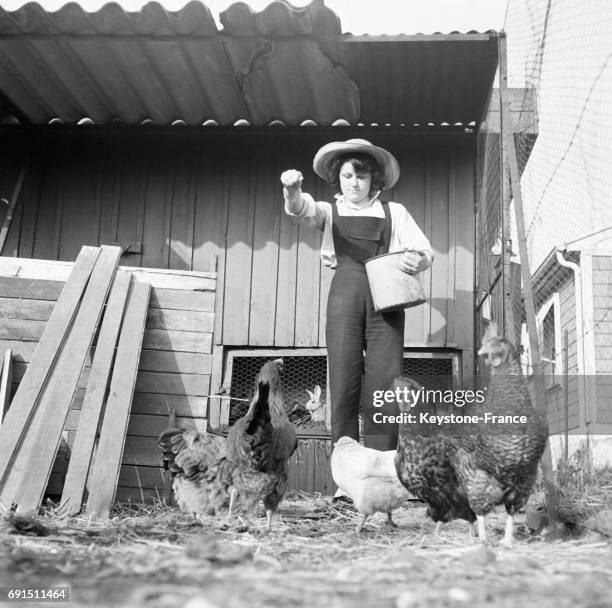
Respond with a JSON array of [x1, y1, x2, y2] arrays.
[[280, 170, 304, 198]]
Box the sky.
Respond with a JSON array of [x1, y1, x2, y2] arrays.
[[0, 0, 509, 34]]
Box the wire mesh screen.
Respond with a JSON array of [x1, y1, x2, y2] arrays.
[[477, 1, 612, 458], [228, 355, 327, 429], [227, 354, 456, 432]]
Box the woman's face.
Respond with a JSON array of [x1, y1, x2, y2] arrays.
[[339, 161, 372, 205]]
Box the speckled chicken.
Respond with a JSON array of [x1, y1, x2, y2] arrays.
[[225, 358, 298, 530], [331, 436, 410, 533], [452, 323, 549, 546], [158, 427, 229, 519], [393, 376, 477, 540]]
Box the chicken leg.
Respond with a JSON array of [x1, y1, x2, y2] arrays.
[[477, 515, 488, 544], [501, 514, 514, 548], [385, 513, 398, 529], [226, 487, 238, 523], [266, 509, 274, 531], [467, 521, 476, 544]]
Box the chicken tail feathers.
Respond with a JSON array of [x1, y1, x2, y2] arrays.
[[158, 427, 186, 471]]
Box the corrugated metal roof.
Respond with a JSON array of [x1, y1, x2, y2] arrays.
[[0, 1, 499, 126]]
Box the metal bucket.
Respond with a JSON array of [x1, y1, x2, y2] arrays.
[[365, 251, 426, 313]]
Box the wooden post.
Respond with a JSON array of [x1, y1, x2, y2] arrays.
[[499, 36, 515, 345], [499, 32, 558, 522]]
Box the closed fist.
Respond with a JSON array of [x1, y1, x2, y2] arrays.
[[280, 169, 303, 196]]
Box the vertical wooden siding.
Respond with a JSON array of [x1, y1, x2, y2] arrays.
[[1, 130, 475, 357]]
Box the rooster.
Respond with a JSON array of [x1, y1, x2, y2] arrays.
[[452, 323, 549, 546], [225, 358, 297, 530], [393, 377, 477, 541]]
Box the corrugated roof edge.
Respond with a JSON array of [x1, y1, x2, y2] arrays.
[[1, 1, 498, 37]]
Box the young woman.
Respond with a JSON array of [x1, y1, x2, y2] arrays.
[[280, 139, 432, 451]]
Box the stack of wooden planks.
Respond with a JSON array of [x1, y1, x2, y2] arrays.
[[0, 253, 216, 506], [0, 246, 150, 517]]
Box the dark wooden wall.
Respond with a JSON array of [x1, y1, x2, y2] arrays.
[[1, 127, 476, 372]]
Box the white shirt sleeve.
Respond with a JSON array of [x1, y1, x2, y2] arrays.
[[390, 203, 434, 269], [284, 192, 329, 232]]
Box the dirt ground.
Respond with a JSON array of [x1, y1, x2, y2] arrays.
[[0, 495, 611, 608]]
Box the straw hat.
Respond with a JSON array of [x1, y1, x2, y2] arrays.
[[312, 138, 400, 188]]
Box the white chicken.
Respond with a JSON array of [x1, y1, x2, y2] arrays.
[[331, 436, 410, 533]]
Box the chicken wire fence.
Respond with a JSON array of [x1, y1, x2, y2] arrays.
[[228, 355, 328, 429], [477, 0, 612, 442], [227, 353, 455, 431]]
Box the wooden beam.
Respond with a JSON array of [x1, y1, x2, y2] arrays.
[[86, 280, 151, 519], [9, 246, 121, 513], [0, 348, 12, 423], [0, 246, 99, 502], [61, 269, 131, 515]]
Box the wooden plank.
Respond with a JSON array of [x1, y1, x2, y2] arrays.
[[118, 464, 165, 490], [0, 246, 99, 500], [7, 246, 121, 513], [0, 298, 55, 322], [142, 329, 212, 353], [58, 157, 100, 261], [0, 349, 12, 422], [149, 287, 215, 312], [17, 163, 42, 260], [294, 222, 321, 347], [146, 308, 214, 332], [128, 413, 206, 438], [66, 409, 207, 439], [86, 281, 150, 518], [122, 435, 163, 466], [0, 276, 62, 301], [116, 150, 146, 267], [274, 202, 299, 346], [428, 151, 450, 345], [131, 393, 207, 417], [61, 269, 131, 515], [135, 371, 210, 396], [249, 147, 281, 346], [139, 351, 211, 374], [12, 349, 211, 377], [402, 152, 428, 345], [0, 319, 46, 341], [453, 150, 476, 378], [0, 256, 215, 288], [222, 158, 255, 344], [168, 146, 196, 271], [140, 151, 173, 269], [71, 390, 207, 418]]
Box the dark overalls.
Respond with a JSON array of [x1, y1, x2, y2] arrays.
[[326, 201, 405, 451]]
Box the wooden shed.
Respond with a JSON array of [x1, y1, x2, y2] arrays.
[[0, 0, 515, 501]]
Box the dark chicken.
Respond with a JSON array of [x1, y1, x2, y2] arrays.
[[452, 323, 549, 546], [225, 358, 297, 530], [393, 376, 476, 540]]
